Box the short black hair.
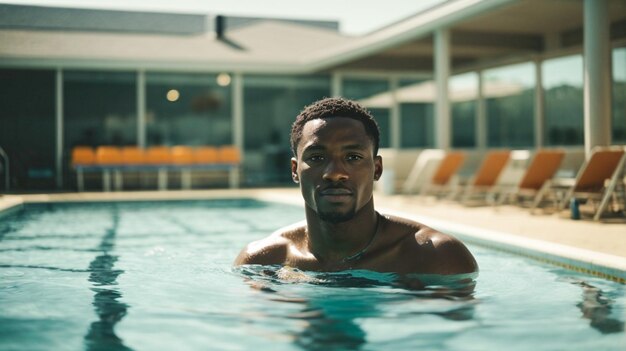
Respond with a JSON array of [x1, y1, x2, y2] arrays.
[[290, 97, 380, 157]]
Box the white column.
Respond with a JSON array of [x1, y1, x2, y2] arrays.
[[137, 70, 146, 148], [534, 60, 545, 149], [233, 73, 244, 157], [390, 77, 401, 149], [435, 28, 451, 149], [584, 0, 612, 158], [55, 69, 63, 189], [476, 70, 487, 150], [331, 72, 342, 97]]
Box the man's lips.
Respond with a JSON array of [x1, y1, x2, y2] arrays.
[[319, 187, 352, 196]]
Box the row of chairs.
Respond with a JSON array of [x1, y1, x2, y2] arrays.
[[409, 146, 626, 221], [71, 145, 241, 191], [71, 145, 240, 167]]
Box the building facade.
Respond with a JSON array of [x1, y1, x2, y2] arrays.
[[1, 0, 625, 191]]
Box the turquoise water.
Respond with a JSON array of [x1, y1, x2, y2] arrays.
[[0, 199, 624, 350]]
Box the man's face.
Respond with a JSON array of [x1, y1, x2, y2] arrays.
[[291, 117, 382, 223]]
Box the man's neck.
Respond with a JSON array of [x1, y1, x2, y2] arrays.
[[304, 200, 379, 264]]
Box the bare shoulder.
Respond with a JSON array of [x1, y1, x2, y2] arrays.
[[383, 214, 478, 275], [233, 221, 306, 266]]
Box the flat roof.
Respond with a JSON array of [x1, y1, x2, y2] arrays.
[[2, 0, 625, 74]]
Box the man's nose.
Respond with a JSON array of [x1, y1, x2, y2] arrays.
[[323, 159, 349, 182]]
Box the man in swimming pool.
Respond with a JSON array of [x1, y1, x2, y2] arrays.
[[234, 97, 477, 275]]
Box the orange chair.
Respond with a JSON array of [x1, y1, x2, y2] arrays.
[[218, 145, 241, 189], [71, 146, 97, 192], [498, 149, 565, 206], [218, 145, 241, 164], [194, 146, 219, 164], [419, 151, 466, 197], [121, 146, 146, 165], [460, 150, 511, 204], [549, 147, 626, 220], [171, 146, 195, 165], [71, 146, 96, 167], [95, 146, 123, 165], [93, 146, 124, 191], [145, 146, 172, 165], [519, 150, 566, 193]]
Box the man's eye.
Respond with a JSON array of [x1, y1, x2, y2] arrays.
[[307, 155, 325, 162], [347, 154, 363, 161]]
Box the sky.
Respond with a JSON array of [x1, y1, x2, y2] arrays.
[[0, 0, 444, 35]]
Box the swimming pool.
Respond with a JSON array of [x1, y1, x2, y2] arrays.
[[0, 199, 624, 350]]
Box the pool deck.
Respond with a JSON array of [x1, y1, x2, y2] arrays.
[[1, 188, 625, 281]]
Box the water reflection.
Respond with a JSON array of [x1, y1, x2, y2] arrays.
[[84, 210, 132, 351], [292, 300, 369, 351], [238, 266, 477, 350], [573, 280, 625, 334]]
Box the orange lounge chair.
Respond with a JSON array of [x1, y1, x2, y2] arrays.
[[94, 146, 124, 191], [194, 146, 219, 165], [95, 146, 123, 166], [419, 151, 466, 198], [71, 146, 96, 191], [537, 146, 626, 221], [145, 146, 172, 165], [71, 146, 96, 167], [218, 145, 241, 188], [121, 146, 146, 166], [497, 149, 565, 206], [460, 150, 511, 204], [218, 145, 241, 164], [172, 146, 195, 189], [145, 146, 173, 190], [171, 146, 195, 165]]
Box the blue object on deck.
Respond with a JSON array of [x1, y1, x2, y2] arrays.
[[570, 197, 581, 220]]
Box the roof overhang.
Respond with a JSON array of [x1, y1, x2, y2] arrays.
[[1, 0, 625, 74]]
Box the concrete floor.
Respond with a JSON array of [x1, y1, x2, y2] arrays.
[[374, 193, 626, 259]]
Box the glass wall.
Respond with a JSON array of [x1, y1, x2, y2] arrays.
[[0, 69, 56, 190], [483, 62, 535, 148], [344, 78, 391, 148], [543, 55, 584, 146], [450, 73, 478, 148], [146, 73, 232, 146], [613, 47, 626, 143], [64, 70, 137, 149], [63, 70, 137, 189], [243, 75, 330, 184], [5, 49, 625, 192], [397, 79, 434, 148]]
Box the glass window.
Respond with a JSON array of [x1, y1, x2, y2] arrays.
[[484, 62, 535, 148], [400, 103, 434, 148], [396, 78, 435, 148], [613, 47, 626, 143], [0, 69, 56, 190], [243, 75, 330, 184], [64, 70, 137, 149], [451, 73, 478, 148], [146, 73, 232, 146], [344, 78, 391, 148], [543, 55, 584, 146]]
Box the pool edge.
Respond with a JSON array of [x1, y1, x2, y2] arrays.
[[382, 207, 626, 284], [0, 196, 24, 220]]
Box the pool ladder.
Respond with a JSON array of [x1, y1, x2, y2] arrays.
[[0, 146, 9, 191]]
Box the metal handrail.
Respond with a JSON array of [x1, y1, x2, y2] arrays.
[[0, 146, 9, 191]]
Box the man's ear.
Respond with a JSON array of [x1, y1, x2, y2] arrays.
[[291, 157, 299, 183], [374, 155, 383, 181]]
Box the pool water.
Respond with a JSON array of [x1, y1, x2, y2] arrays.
[[0, 199, 624, 350]]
